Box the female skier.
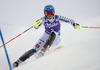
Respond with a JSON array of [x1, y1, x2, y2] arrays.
[[13, 5, 80, 67]]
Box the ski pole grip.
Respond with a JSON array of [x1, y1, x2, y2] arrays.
[[33, 19, 42, 27]]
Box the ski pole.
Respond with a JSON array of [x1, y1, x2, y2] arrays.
[[0, 26, 34, 48], [81, 26, 100, 29]]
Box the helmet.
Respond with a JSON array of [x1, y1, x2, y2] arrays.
[[44, 5, 55, 16]]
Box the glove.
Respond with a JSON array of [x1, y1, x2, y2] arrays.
[[73, 23, 80, 29], [33, 19, 43, 29]]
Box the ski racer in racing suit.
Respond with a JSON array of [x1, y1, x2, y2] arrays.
[[13, 5, 80, 67]]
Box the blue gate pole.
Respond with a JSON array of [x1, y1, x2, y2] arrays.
[[0, 29, 12, 70]]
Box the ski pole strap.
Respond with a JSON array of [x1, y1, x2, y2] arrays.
[[81, 26, 100, 29]]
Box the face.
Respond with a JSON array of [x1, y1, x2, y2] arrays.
[[46, 15, 53, 19]]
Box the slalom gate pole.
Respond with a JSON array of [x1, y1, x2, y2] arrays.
[[0, 26, 33, 48], [81, 26, 100, 29], [0, 29, 12, 70]]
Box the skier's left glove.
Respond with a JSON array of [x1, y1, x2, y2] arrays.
[[73, 23, 80, 29]]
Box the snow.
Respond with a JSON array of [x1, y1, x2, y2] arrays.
[[0, 0, 100, 70], [0, 24, 100, 70]]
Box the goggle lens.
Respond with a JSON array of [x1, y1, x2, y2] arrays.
[[45, 11, 54, 16]]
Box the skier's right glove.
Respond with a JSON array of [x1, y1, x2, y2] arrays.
[[73, 23, 80, 29], [33, 19, 43, 29]]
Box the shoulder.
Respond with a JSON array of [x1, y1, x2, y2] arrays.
[[54, 14, 59, 18], [40, 16, 47, 21], [35, 17, 45, 23], [54, 15, 64, 19]]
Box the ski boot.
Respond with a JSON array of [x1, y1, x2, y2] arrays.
[[13, 59, 22, 68]]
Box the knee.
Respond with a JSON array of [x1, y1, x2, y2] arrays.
[[50, 32, 56, 37], [32, 49, 37, 53]]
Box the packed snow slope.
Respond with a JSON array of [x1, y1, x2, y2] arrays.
[[0, 24, 100, 70], [0, 0, 100, 70]]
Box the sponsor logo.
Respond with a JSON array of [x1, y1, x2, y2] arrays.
[[45, 22, 59, 28]]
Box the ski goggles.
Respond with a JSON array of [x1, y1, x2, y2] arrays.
[[45, 11, 54, 16]]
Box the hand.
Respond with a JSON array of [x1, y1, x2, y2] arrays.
[[33, 19, 43, 29], [73, 23, 80, 29]]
